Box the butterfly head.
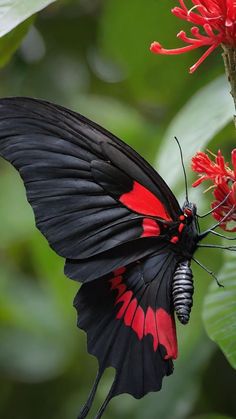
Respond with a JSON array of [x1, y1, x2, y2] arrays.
[[182, 201, 197, 221]]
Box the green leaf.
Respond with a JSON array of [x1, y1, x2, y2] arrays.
[[0, 18, 33, 68], [203, 249, 236, 369], [0, 265, 78, 382], [192, 415, 234, 419], [157, 76, 234, 188], [99, 0, 211, 105], [0, 164, 34, 247], [0, 0, 57, 37]]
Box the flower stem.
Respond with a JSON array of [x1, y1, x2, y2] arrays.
[[222, 45, 236, 128]]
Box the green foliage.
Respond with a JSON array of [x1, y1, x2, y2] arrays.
[[0, 0, 57, 37], [0, 265, 77, 382], [0, 0, 235, 418], [157, 76, 234, 190], [0, 18, 33, 68], [0, 164, 33, 246], [193, 415, 234, 419], [203, 248, 236, 370], [99, 0, 219, 106]]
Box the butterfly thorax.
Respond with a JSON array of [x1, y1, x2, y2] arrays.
[[168, 201, 198, 259]]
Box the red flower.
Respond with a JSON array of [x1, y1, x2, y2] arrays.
[[191, 149, 235, 186], [150, 0, 236, 73], [192, 148, 236, 231], [212, 181, 236, 231]]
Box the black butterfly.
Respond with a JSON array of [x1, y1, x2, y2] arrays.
[[0, 97, 228, 419]]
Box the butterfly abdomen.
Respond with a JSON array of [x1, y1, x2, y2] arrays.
[[172, 261, 194, 325]]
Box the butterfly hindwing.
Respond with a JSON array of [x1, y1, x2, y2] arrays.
[[74, 248, 179, 415]]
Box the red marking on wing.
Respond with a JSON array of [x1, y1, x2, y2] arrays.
[[110, 269, 178, 358], [124, 299, 138, 326], [170, 236, 179, 244], [141, 218, 160, 237], [179, 215, 185, 221], [132, 306, 145, 340], [110, 278, 126, 298], [116, 291, 133, 318], [119, 181, 172, 220], [110, 275, 122, 289], [156, 308, 178, 359], [144, 307, 158, 351], [114, 267, 126, 276]]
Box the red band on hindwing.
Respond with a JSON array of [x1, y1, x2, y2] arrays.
[[116, 291, 133, 319], [110, 269, 178, 359], [119, 181, 172, 220], [156, 308, 178, 359], [144, 307, 158, 351], [132, 306, 145, 340], [124, 299, 138, 326]]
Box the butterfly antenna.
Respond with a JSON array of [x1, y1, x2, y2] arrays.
[[174, 136, 189, 203]]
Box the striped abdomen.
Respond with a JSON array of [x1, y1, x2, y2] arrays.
[[172, 261, 194, 325]]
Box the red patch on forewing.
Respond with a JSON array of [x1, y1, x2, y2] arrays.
[[156, 308, 178, 359], [119, 181, 172, 220], [141, 218, 160, 237], [110, 269, 178, 358]]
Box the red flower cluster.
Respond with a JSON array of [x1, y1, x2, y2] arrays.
[[150, 0, 236, 73], [192, 149, 236, 231]]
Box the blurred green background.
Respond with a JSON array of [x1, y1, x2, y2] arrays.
[[0, 1, 236, 418]]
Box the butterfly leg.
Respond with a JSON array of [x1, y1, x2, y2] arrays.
[[192, 257, 224, 287], [198, 244, 236, 251], [197, 193, 231, 218], [198, 206, 235, 240], [206, 230, 236, 240]]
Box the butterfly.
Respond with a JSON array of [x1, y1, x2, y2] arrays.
[[0, 97, 226, 419]]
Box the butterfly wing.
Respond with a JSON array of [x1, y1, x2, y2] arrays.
[[0, 97, 183, 417], [0, 97, 182, 283], [74, 248, 179, 417]]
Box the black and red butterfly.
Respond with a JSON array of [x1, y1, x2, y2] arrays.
[[0, 97, 229, 418]]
